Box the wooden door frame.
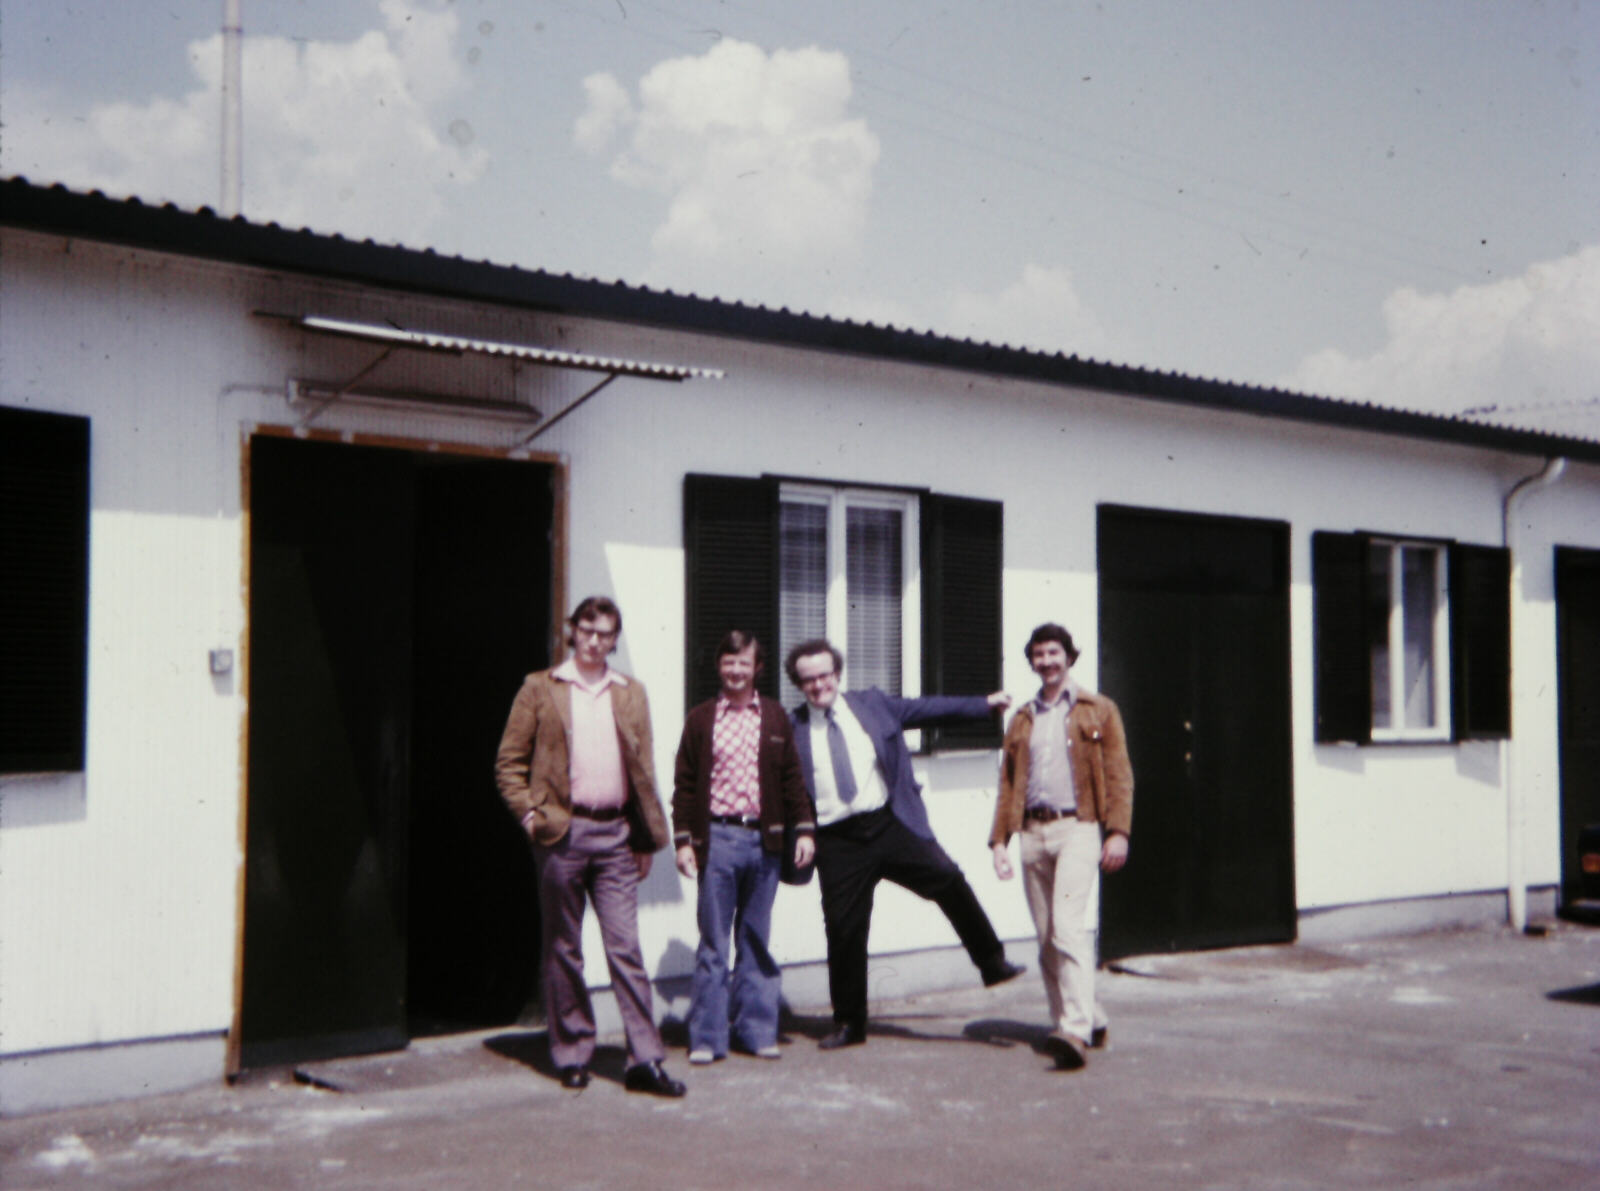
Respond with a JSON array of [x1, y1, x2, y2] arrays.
[[227, 425, 566, 1075]]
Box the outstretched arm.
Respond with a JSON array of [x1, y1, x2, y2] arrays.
[[891, 691, 1009, 729]]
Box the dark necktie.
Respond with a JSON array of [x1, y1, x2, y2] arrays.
[[826, 709, 858, 803]]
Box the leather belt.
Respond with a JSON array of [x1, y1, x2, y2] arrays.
[[571, 804, 625, 821], [1024, 805, 1075, 823], [709, 814, 760, 829]]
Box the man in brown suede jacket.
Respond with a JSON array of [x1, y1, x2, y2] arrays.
[[495, 595, 684, 1097], [990, 622, 1133, 1072]]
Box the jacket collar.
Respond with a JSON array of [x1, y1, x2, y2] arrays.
[[1031, 677, 1081, 715], [552, 657, 629, 692]]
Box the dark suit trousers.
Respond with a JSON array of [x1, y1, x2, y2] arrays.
[[535, 814, 666, 1069], [815, 806, 1006, 1030]]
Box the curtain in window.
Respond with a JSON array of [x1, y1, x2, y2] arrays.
[[1400, 546, 1438, 728], [846, 506, 903, 695], [779, 501, 827, 685]]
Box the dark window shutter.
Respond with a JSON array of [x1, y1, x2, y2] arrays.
[[683, 474, 779, 709], [1312, 530, 1370, 744], [1, 407, 91, 773], [921, 494, 1003, 750], [1450, 543, 1511, 740]]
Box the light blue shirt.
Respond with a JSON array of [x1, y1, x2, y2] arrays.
[[1026, 683, 1078, 813]]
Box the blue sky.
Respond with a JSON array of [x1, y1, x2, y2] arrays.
[[3, 1, 1596, 433]]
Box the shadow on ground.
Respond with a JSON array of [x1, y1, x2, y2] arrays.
[[483, 1032, 638, 1087], [1545, 981, 1600, 1006]]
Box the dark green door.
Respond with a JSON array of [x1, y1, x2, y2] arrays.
[[242, 436, 551, 1068], [1097, 506, 1295, 957], [1555, 546, 1600, 917]]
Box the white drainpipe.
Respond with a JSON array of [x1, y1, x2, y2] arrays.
[[1500, 456, 1566, 931]]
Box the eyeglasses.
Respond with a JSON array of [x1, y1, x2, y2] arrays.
[[797, 670, 836, 686], [573, 624, 618, 641]]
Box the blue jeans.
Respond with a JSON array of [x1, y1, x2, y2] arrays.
[[688, 822, 783, 1055]]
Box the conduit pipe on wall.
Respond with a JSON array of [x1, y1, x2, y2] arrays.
[[1500, 455, 1567, 931]]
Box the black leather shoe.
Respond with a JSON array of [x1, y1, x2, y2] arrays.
[[623, 1061, 687, 1097], [1047, 1033, 1088, 1071], [558, 1065, 589, 1090], [982, 959, 1026, 988], [818, 1024, 866, 1050], [1090, 1025, 1108, 1050]]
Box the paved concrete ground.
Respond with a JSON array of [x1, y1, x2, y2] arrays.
[[3, 922, 1597, 1190]]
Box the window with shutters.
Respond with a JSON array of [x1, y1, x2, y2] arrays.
[[683, 474, 1002, 749], [1312, 530, 1509, 745], [1, 407, 91, 774]]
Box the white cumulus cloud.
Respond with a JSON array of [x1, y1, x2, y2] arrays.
[[1, 0, 485, 246], [575, 38, 880, 301], [825, 263, 1114, 363], [939, 264, 1114, 358], [1282, 247, 1600, 437]]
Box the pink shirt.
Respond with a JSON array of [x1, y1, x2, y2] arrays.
[[708, 696, 762, 818], [554, 658, 628, 810]]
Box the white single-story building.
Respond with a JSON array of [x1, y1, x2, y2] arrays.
[[3, 177, 1597, 1114]]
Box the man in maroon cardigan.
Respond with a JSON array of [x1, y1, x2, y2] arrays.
[[672, 631, 815, 1063]]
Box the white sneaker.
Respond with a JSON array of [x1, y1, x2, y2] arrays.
[[688, 1049, 715, 1065], [755, 1044, 781, 1060]]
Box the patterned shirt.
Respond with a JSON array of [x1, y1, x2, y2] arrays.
[[708, 695, 762, 818]]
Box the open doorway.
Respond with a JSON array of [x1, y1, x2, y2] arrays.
[[239, 432, 557, 1068]]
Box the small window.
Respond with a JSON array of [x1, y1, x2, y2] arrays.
[[779, 485, 918, 696], [1367, 539, 1450, 741], [1, 407, 91, 774]]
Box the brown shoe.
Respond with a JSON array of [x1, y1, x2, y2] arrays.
[[1047, 1033, 1088, 1071]]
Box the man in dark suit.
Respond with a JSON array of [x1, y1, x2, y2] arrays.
[[785, 638, 1024, 1050]]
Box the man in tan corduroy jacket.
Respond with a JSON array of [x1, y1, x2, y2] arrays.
[[990, 622, 1133, 1072]]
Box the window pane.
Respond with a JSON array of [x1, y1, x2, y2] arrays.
[[1401, 546, 1438, 728], [1366, 545, 1392, 730], [779, 502, 827, 686], [847, 506, 902, 695]]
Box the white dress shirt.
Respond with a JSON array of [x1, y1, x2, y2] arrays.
[[808, 699, 890, 826]]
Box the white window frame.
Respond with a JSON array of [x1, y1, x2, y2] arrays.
[[780, 483, 922, 700], [1369, 538, 1452, 743]]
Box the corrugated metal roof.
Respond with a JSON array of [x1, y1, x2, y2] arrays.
[[281, 314, 724, 380], [2, 175, 1595, 464]]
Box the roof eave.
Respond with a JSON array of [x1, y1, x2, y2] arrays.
[[3, 177, 1595, 465]]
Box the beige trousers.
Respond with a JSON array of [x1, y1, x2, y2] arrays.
[[1020, 816, 1108, 1045]]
